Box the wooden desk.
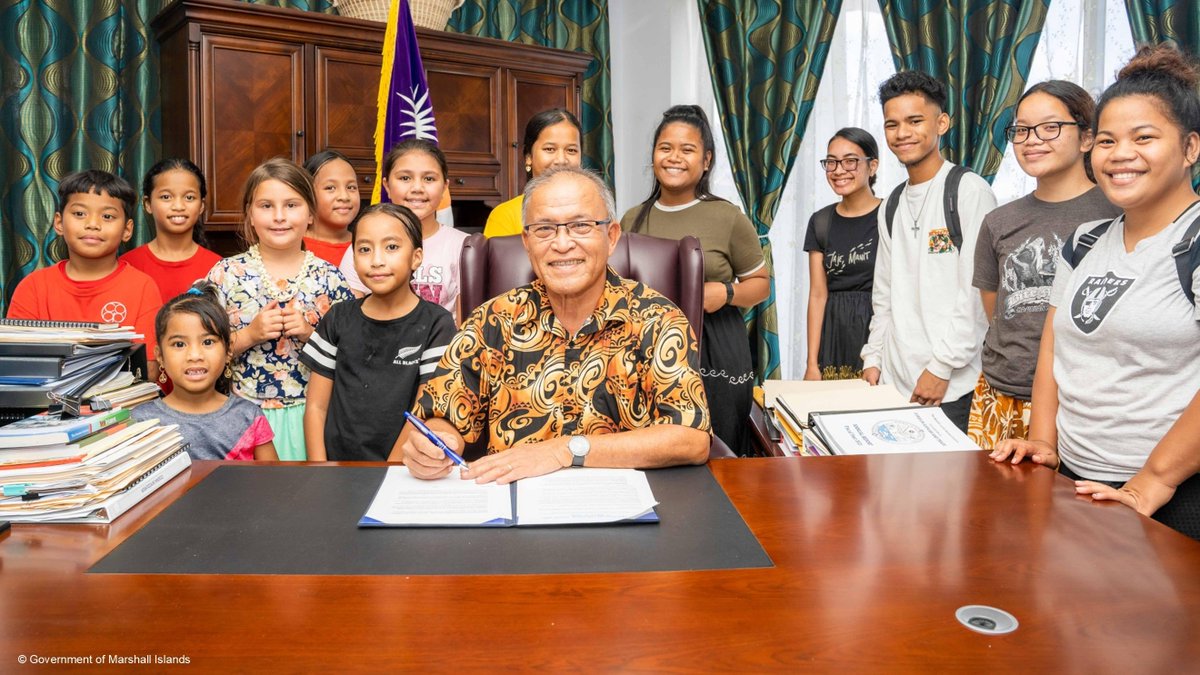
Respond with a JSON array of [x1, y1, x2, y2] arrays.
[[3, 454, 1199, 671]]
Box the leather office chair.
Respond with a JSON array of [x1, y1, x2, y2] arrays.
[[458, 231, 734, 459], [460, 231, 705, 346]]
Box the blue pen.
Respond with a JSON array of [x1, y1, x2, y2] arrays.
[[403, 412, 468, 469]]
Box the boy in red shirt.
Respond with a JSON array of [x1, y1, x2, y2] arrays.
[[8, 169, 163, 382]]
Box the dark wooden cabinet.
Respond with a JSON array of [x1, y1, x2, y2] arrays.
[[153, 0, 591, 250], [201, 36, 306, 227]]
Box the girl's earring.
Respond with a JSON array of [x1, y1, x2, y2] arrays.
[[525, 162, 532, 173], [224, 362, 234, 379], [157, 368, 168, 385]]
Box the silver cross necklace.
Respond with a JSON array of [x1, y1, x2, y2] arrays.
[[905, 183, 933, 237]]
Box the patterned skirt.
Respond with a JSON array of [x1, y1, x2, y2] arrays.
[[818, 290, 873, 380], [701, 304, 755, 456]]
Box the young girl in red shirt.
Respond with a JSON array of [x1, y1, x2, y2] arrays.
[[302, 150, 361, 267], [122, 158, 222, 302]]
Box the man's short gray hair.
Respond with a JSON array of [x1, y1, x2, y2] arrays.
[[521, 166, 618, 227]]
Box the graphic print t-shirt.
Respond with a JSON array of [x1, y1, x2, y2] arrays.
[[803, 205, 879, 293], [7, 261, 162, 355], [1047, 205, 1200, 481], [299, 297, 456, 461], [971, 187, 1119, 398], [412, 224, 468, 316]]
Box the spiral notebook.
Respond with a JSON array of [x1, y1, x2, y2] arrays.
[[0, 319, 121, 330]]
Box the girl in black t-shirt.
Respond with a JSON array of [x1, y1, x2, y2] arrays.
[[804, 128, 882, 380]]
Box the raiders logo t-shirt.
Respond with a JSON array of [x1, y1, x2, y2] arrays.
[[1049, 204, 1200, 481], [299, 297, 456, 461]]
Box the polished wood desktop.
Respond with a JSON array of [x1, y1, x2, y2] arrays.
[[2, 453, 1198, 671]]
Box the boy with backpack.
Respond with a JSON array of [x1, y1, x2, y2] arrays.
[[860, 71, 998, 432]]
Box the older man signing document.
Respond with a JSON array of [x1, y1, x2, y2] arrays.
[[392, 166, 711, 483]]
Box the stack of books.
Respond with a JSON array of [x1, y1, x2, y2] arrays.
[[0, 408, 190, 523], [0, 319, 150, 417], [763, 380, 978, 456]]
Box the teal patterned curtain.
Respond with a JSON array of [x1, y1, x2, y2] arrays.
[[698, 0, 843, 381], [0, 0, 331, 313], [877, 0, 1051, 181], [447, 0, 613, 187], [1124, 0, 1200, 188], [1126, 0, 1200, 53], [0, 1, 166, 312]]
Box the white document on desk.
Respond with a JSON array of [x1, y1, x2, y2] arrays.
[[359, 466, 659, 527], [809, 406, 981, 455], [360, 466, 512, 526], [514, 468, 658, 525]]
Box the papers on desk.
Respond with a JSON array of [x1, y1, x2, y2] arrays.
[[773, 380, 914, 427], [763, 377, 878, 409], [0, 320, 141, 344], [806, 406, 980, 455], [360, 466, 660, 527], [763, 381, 981, 456], [767, 380, 915, 456], [0, 419, 191, 523]]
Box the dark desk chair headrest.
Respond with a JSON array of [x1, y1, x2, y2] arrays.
[[459, 231, 704, 346]]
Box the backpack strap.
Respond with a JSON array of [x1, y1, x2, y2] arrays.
[[1061, 219, 1116, 269], [884, 166, 969, 248], [942, 164, 970, 251], [1171, 208, 1200, 305], [812, 204, 836, 251], [884, 182, 906, 239]]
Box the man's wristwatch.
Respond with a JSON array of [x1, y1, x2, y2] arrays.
[[724, 282, 735, 306], [568, 435, 590, 467]]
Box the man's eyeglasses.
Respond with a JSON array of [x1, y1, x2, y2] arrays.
[[819, 156, 865, 172], [1005, 121, 1082, 144], [524, 219, 609, 240]]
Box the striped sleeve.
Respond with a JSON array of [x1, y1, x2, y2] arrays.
[[419, 307, 456, 383], [298, 304, 339, 379]]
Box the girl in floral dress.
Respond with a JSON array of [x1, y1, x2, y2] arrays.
[[207, 158, 353, 460]]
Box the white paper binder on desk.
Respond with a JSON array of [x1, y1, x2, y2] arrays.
[[765, 380, 979, 456]]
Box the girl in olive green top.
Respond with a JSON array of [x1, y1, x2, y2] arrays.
[[621, 105, 769, 455]]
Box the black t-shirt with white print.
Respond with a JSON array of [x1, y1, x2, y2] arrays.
[[299, 297, 455, 461], [803, 204, 879, 293]]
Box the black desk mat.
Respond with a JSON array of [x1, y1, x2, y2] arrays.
[[90, 465, 773, 575]]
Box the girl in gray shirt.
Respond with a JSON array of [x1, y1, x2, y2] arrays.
[[969, 80, 1120, 448], [131, 283, 277, 461]]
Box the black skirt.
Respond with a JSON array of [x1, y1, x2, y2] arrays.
[[818, 290, 872, 380], [701, 304, 755, 456]]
